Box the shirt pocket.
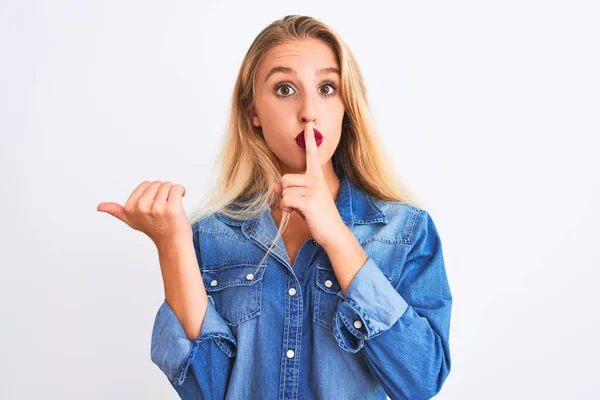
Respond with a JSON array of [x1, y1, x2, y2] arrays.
[[313, 264, 343, 330], [201, 259, 267, 327]]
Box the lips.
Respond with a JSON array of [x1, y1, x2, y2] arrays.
[[295, 128, 323, 149]]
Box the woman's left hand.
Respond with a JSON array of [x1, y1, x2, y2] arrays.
[[273, 121, 347, 249]]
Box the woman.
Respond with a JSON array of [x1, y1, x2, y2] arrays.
[[98, 14, 452, 400]]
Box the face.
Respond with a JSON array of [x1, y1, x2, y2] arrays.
[[251, 38, 345, 174]]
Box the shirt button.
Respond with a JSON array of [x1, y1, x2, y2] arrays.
[[288, 287, 297, 296], [246, 273, 255, 281], [286, 349, 295, 358], [324, 280, 333, 288], [210, 280, 218, 287], [310, 239, 316, 245], [353, 320, 363, 329]]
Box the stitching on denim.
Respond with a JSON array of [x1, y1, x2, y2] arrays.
[[202, 259, 267, 271], [280, 274, 293, 397], [359, 236, 411, 245], [174, 340, 199, 386], [196, 333, 237, 357], [192, 221, 201, 235], [332, 312, 364, 353], [198, 227, 243, 240], [314, 288, 333, 330], [366, 195, 386, 220], [332, 312, 349, 351], [338, 308, 366, 340], [314, 269, 339, 329], [253, 228, 288, 258], [347, 179, 355, 224], [306, 242, 320, 270], [344, 298, 377, 337], [215, 337, 237, 357], [315, 268, 340, 294], [406, 208, 422, 244], [228, 298, 261, 326], [204, 270, 264, 326], [291, 279, 302, 396], [202, 265, 267, 292]]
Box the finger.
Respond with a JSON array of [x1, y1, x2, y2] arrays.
[[284, 208, 306, 220], [139, 181, 162, 206], [273, 181, 284, 196], [280, 193, 307, 219], [279, 174, 315, 191], [97, 202, 130, 225], [155, 182, 173, 203], [304, 121, 324, 178], [167, 184, 186, 206], [281, 186, 311, 198], [296, 210, 306, 220], [125, 181, 152, 209]]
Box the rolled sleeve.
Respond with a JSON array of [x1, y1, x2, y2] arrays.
[[334, 209, 452, 398], [150, 295, 237, 385], [333, 257, 408, 352]]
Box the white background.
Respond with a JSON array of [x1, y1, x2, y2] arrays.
[[1, 1, 599, 399]]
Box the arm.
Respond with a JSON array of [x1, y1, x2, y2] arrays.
[[156, 232, 208, 342], [330, 210, 453, 399], [150, 225, 236, 399]]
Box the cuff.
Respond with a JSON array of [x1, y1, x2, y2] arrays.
[[150, 295, 237, 385], [333, 257, 408, 352]]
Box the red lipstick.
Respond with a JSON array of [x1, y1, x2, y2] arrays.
[[295, 128, 323, 149]]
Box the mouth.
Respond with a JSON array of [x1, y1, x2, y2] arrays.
[[295, 128, 323, 149]]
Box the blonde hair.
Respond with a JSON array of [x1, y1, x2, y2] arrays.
[[188, 15, 421, 265]]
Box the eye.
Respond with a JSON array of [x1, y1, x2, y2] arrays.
[[318, 82, 338, 97], [274, 83, 296, 97], [274, 81, 339, 99]]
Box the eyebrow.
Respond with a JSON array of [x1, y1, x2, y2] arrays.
[[264, 66, 341, 82]]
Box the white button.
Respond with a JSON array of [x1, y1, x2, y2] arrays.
[[324, 280, 333, 288], [246, 273, 254, 281], [353, 320, 363, 329], [210, 280, 218, 287], [286, 349, 295, 358], [288, 287, 297, 296]]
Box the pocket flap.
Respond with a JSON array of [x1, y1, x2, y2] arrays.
[[315, 266, 341, 295], [201, 260, 266, 292]]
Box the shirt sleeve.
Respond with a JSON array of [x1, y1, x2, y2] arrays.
[[332, 209, 453, 400], [150, 224, 237, 399]]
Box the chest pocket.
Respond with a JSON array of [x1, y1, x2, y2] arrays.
[[201, 260, 267, 327], [313, 264, 343, 330]]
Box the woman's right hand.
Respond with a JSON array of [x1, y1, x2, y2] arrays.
[[97, 180, 192, 246]]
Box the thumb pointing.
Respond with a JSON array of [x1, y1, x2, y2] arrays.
[[97, 202, 129, 225]]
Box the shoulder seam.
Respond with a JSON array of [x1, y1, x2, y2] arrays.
[[407, 208, 425, 242]]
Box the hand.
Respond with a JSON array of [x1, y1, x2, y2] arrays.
[[273, 121, 347, 248], [97, 181, 192, 246]]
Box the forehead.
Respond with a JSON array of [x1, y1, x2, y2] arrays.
[[258, 39, 339, 78]]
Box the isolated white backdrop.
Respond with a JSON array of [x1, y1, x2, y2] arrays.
[[1, 1, 599, 399]]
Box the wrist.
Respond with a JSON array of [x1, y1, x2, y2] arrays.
[[155, 234, 194, 257], [322, 223, 353, 253]]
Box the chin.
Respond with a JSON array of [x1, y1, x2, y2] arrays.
[[276, 156, 306, 173]]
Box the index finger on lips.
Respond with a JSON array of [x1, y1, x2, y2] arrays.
[[304, 121, 324, 179]]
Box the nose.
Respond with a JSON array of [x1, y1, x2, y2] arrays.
[[298, 91, 317, 125]]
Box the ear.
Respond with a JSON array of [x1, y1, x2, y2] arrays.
[[250, 107, 261, 127]]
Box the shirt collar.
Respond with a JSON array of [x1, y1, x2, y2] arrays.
[[215, 172, 388, 229]]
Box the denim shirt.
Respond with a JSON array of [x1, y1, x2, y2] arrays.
[[150, 172, 452, 400]]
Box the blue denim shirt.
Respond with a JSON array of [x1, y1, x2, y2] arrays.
[[151, 172, 452, 399]]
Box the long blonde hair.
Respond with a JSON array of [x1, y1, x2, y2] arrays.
[[188, 15, 421, 264]]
